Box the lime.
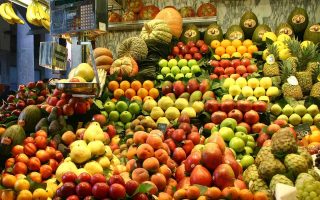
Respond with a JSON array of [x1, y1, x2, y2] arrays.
[[120, 111, 132, 123], [128, 102, 140, 115], [116, 101, 128, 113], [109, 111, 119, 122]]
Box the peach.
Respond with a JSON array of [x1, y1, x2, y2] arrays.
[[205, 187, 222, 199], [61, 131, 76, 146], [164, 185, 175, 197], [155, 149, 169, 164], [173, 189, 187, 200], [166, 158, 177, 171], [143, 157, 159, 172], [186, 185, 200, 199], [126, 146, 137, 160], [146, 134, 163, 150], [149, 129, 164, 140], [161, 143, 171, 155], [150, 173, 166, 191], [126, 159, 137, 172], [159, 165, 172, 180], [142, 181, 158, 195], [132, 168, 149, 183], [133, 131, 148, 144], [158, 192, 173, 200], [137, 144, 154, 160]]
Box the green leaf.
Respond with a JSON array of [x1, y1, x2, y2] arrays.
[[26, 176, 47, 192], [194, 184, 208, 195], [94, 100, 104, 110], [132, 182, 154, 196]]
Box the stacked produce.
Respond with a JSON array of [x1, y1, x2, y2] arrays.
[[0, 2, 24, 25]]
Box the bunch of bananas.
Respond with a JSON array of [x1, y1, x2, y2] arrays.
[[26, 0, 50, 31], [0, 2, 24, 24]]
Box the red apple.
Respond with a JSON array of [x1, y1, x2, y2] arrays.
[[76, 182, 92, 197], [224, 67, 235, 75], [172, 147, 186, 164], [223, 155, 242, 178], [92, 183, 109, 199], [187, 79, 200, 94], [196, 40, 205, 48], [125, 180, 139, 196], [91, 174, 107, 185], [201, 143, 223, 170], [184, 53, 193, 60], [179, 123, 191, 134], [178, 114, 190, 124], [74, 101, 87, 115], [231, 59, 241, 67], [187, 131, 200, 145], [210, 60, 220, 67], [213, 164, 236, 190], [247, 64, 258, 73], [172, 46, 180, 56], [252, 101, 267, 112], [184, 151, 202, 173], [228, 109, 243, 123], [194, 53, 202, 60], [241, 58, 251, 67], [236, 100, 252, 113], [162, 81, 173, 95], [181, 45, 190, 54], [182, 139, 194, 155], [220, 100, 235, 113], [200, 44, 209, 54], [205, 99, 220, 113], [211, 111, 227, 124], [173, 81, 185, 97], [108, 175, 125, 186], [206, 133, 226, 152], [220, 60, 231, 68], [214, 67, 224, 76], [244, 110, 259, 125], [190, 165, 212, 187], [236, 65, 247, 75], [199, 79, 210, 93], [109, 183, 126, 199], [189, 46, 199, 55]]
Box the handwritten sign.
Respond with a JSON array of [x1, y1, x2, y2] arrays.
[[294, 123, 311, 140]]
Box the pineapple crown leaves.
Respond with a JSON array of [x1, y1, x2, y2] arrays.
[[280, 60, 294, 83], [312, 62, 320, 83], [267, 43, 279, 60]]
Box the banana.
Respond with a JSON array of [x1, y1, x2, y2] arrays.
[[41, 19, 50, 31], [4, 3, 24, 24], [26, 1, 41, 26], [0, 3, 13, 22], [35, 1, 49, 20]]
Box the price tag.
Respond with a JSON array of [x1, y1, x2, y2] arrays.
[[266, 54, 275, 64], [157, 123, 167, 133], [294, 123, 311, 140], [287, 76, 299, 86]]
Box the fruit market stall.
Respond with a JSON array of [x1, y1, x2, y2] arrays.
[[0, 0, 320, 200]]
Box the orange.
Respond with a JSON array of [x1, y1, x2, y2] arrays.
[[226, 46, 237, 55], [114, 88, 125, 99], [210, 40, 221, 49], [120, 80, 131, 91], [215, 46, 226, 56], [237, 45, 248, 54], [143, 80, 154, 91], [125, 88, 136, 100], [149, 88, 159, 99], [14, 178, 30, 191], [248, 45, 258, 54], [17, 190, 32, 200], [239, 189, 254, 200], [131, 96, 142, 103], [309, 133, 320, 143], [137, 88, 148, 99], [0, 127, 6, 136], [2, 174, 17, 188], [32, 188, 48, 200], [253, 191, 268, 200], [108, 81, 119, 92], [29, 172, 42, 183], [243, 53, 252, 59], [1, 190, 15, 200], [221, 39, 232, 48], [131, 80, 142, 92], [232, 39, 242, 48], [243, 39, 253, 48]]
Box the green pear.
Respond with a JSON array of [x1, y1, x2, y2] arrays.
[[307, 104, 319, 117], [294, 105, 307, 117], [302, 114, 313, 126], [270, 104, 282, 116], [313, 114, 320, 126], [179, 92, 190, 100], [277, 114, 289, 122], [189, 91, 202, 104], [289, 113, 301, 126], [282, 105, 294, 117]]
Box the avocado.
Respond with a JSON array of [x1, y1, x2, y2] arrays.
[[225, 25, 244, 41], [180, 24, 200, 44], [275, 23, 295, 37], [287, 7, 309, 38], [49, 120, 61, 135], [204, 23, 223, 44], [240, 10, 259, 39], [35, 118, 48, 132], [252, 24, 272, 43], [303, 23, 320, 45], [48, 107, 58, 122], [58, 115, 67, 128]]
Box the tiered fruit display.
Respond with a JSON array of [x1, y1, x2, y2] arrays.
[[0, 81, 48, 125]]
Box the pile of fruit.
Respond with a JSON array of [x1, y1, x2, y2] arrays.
[[1, 4, 320, 200]]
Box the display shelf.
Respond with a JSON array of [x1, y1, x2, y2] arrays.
[[108, 16, 217, 31]]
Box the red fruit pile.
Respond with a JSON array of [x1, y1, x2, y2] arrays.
[[209, 58, 258, 80], [169, 40, 209, 61], [205, 99, 268, 128], [4, 130, 62, 181], [0, 81, 48, 121], [43, 89, 93, 116]]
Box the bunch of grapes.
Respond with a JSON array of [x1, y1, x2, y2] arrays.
[[296, 180, 320, 200]]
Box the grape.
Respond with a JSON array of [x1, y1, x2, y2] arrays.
[[310, 191, 317, 198], [305, 185, 314, 192], [302, 191, 310, 198], [313, 197, 320, 200]]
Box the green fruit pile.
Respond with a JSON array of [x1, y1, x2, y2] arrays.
[[158, 58, 200, 80]]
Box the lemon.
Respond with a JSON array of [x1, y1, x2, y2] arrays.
[[279, 48, 291, 60], [232, 52, 242, 58], [221, 53, 231, 59], [262, 32, 277, 42], [213, 54, 221, 60], [277, 34, 291, 42]]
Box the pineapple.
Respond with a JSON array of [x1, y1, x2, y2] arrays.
[[263, 44, 281, 77], [286, 56, 298, 73], [282, 83, 303, 100], [310, 82, 320, 98]]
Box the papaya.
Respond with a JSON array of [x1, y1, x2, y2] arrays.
[[180, 24, 200, 44], [18, 105, 42, 134], [303, 23, 320, 45], [0, 125, 26, 156], [275, 23, 295, 37], [240, 10, 259, 39], [287, 7, 309, 37], [225, 25, 244, 41], [252, 24, 272, 44], [204, 23, 223, 44]]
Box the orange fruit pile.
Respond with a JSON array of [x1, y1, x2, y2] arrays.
[[108, 80, 159, 101], [211, 39, 258, 59]]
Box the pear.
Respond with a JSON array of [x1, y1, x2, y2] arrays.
[[314, 114, 320, 126], [88, 141, 105, 156], [70, 140, 87, 151], [158, 96, 174, 111], [294, 105, 307, 117], [277, 114, 289, 122], [302, 114, 313, 126], [307, 105, 319, 117], [192, 101, 204, 113], [181, 107, 196, 118], [55, 159, 78, 182], [179, 92, 190, 100], [70, 143, 91, 164], [289, 113, 301, 126], [150, 107, 164, 120], [174, 98, 189, 110], [143, 99, 158, 112], [84, 161, 103, 175], [156, 117, 170, 126], [271, 104, 282, 116], [165, 107, 180, 121], [189, 91, 202, 104], [83, 122, 105, 143], [97, 156, 110, 169], [282, 105, 294, 117]]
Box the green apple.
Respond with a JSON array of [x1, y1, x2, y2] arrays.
[[158, 59, 168, 68], [307, 104, 320, 117], [235, 126, 247, 134], [247, 135, 255, 142], [235, 77, 247, 88], [120, 111, 132, 123], [157, 74, 164, 80], [175, 73, 184, 80], [104, 101, 116, 113], [185, 73, 193, 79], [116, 101, 128, 113], [161, 67, 171, 75], [229, 85, 241, 96], [270, 104, 282, 116], [294, 105, 307, 117], [240, 155, 254, 168], [178, 59, 188, 68], [235, 132, 248, 143], [109, 110, 119, 122], [247, 78, 259, 88], [166, 73, 174, 79], [244, 146, 253, 155], [168, 59, 178, 68], [223, 78, 236, 89], [220, 118, 237, 130], [191, 65, 201, 74], [246, 141, 256, 149], [181, 66, 190, 74], [242, 86, 254, 97], [266, 86, 280, 97], [128, 102, 140, 115], [188, 59, 197, 68], [219, 127, 234, 142], [229, 137, 245, 152], [171, 66, 180, 75], [253, 87, 265, 98]]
